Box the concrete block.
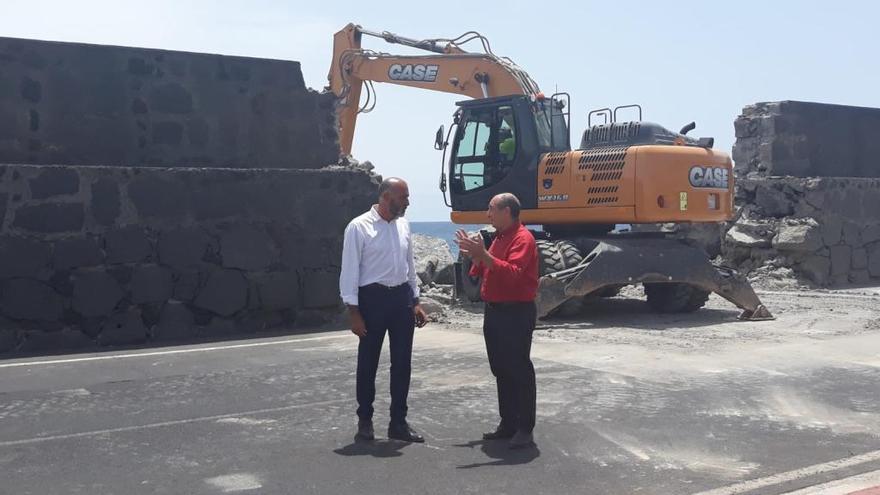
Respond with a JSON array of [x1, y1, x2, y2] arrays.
[[90, 177, 120, 226], [821, 216, 843, 247], [198, 317, 238, 337], [19, 328, 93, 353], [193, 269, 248, 316], [72, 269, 124, 317], [850, 270, 872, 284], [104, 227, 152, 264], [151, 301, 197, 341], [797, 255, 831, 286], [301, 269, 340, 309], [773, 220, 823, 252], [98, 309, 148, 346], [842, 222, 862, 247], [863, 224, 880, 245], [0, 328, 18, 354], [53, 237, 103, 270], [13, 203, 85, 233], [0, 236, 51, 277], [253, 271, 299, 310], [0, 279, 64, 321], [236, 310, 288, 334], [829, 245, 852, 277], [158, 228, 211, 268], [220, 224, 277, 270], [29, 167, 80, 199], [726, 225, 771, 248], [127, 175, 189, 219], [131, 264, 173, 304], [172, 270, 203, 302], [869, 244, 880, 278], [853, 248, 869, 270], [755, 184, 793, 218]]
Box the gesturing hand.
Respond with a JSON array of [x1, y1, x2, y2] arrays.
[[455, 230, 487, 261]]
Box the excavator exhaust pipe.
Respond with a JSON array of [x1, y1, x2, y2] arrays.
[[535, 236, 774, 321]]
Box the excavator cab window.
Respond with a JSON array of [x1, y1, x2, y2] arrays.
[[451, 105, 517, 193], [532, 100, 569, 151]]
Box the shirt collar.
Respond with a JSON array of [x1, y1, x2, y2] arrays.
[[370, 205, 395, 224], [497, 221, 522, 238]]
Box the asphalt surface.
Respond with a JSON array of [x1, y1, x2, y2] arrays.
[[2, 289, 880, 494]]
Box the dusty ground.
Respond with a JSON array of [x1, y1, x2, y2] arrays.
[[1, 285, 879, 494]]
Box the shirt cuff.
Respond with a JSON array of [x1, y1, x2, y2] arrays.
[[341, 295, 359, 306]]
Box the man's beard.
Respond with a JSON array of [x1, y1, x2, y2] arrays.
[[390, 202, 406, 218]]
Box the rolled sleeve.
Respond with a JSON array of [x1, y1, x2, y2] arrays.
[[339, 222, 361, 306], [406, 228, 420, 302]]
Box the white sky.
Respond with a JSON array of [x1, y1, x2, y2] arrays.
[[2, 0, 878, 220]]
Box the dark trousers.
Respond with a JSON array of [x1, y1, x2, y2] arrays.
[[483, 301, 537, 433], [356, 283, 415, 425]]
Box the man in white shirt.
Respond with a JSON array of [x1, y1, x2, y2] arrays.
[[340, 177, 428, 443]]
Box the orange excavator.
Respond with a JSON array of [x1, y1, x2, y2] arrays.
[[328, 23, 772, 320]]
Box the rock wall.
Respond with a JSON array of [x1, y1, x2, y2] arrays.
[[724, 100, 880, 288], [0, 164, 377, 355], [724, 177, 880, 287], [733, 101, 880, 178], [0, 36, 338, 169]]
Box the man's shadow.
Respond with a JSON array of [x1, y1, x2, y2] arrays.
[[334, 437, 412, 458], [453, 439, 540, 468]]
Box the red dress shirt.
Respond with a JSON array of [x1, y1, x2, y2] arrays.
[[468, 222, 539, 302]]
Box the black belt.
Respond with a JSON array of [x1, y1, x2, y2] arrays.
[[360, 282, 409, 291], [485, 301, 534, 309]]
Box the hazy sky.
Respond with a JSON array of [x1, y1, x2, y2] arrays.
[[2, 0, 878, 220]]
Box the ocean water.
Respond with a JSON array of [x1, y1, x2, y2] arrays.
[[410, 221, 464, 256], [410, 221, 632, 257]]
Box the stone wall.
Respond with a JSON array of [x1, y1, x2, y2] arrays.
[[0, 36, 338, 169], [724, 177, 880, 286], [721, 100, 880, 287], [733, 101, 880, 178], [0, 164, 377, 355]]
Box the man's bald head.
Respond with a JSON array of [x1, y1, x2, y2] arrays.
[[377, 177, 410, 220], [378, 177, 408, 198], [487, 192, 521, 231], [492, 193, 521, 219]]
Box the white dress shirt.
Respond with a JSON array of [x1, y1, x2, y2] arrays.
[[339, 206, 420, 306]]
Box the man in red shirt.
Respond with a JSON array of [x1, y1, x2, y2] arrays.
[[455, 193, 539, 449]]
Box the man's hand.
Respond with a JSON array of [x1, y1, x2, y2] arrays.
[[414, 304, 428, 328], [455, 229, 489, 263], [348, 306, 367, 337]]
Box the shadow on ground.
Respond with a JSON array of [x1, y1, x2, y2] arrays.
[[334, 437, 414, 458], [453, 439, 541, 468]]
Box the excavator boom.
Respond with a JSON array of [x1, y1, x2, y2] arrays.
[[328, 23, 539, 155]]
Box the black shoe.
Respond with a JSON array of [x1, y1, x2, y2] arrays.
[[509, 430, 534, 449], [356, 419, 374, 441], [387, 422, 425, 443], [482, 424, 516, 440]]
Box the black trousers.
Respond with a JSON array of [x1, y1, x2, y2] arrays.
[[356, 283, 415, 425], [483, 301, 537, 433]]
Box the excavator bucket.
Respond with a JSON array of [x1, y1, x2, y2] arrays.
[[535, 236, 773, 321]]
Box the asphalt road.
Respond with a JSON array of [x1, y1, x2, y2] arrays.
[[2, 289, 880, 494]]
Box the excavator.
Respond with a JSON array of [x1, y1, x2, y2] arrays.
[[327, 23, 772, 320]]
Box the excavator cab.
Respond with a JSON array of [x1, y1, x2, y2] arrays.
[[440, 94, 569, 212]]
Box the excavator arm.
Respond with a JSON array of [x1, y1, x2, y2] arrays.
[[327, 23, 540, 155]]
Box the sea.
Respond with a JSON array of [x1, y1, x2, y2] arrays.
[[411, 221, 632, 257], [410, 221, 463, 256]]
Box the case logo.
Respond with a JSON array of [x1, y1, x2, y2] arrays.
[[388, 64, 439, 82], [689, 166, 729, 189]]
